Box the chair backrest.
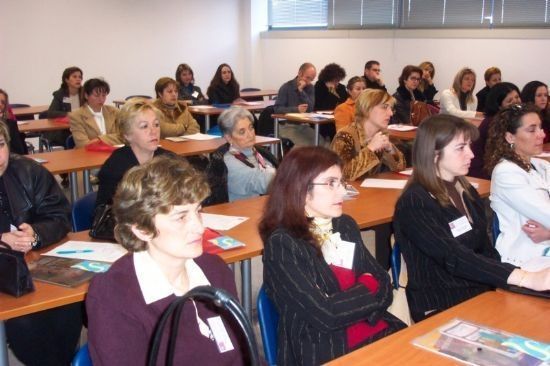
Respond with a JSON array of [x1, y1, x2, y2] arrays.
[[66, 134, 75, 150], [125, 95, 152, 101], [72, 191, 98, 231], [72, 343, 92, 366], [257, 285, 278, 366], [241, 88, 261, 92], [492, 212, 500, 247], [390, 242, 401, 290]]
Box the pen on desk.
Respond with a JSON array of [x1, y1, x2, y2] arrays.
[[56, 249, 94, 254]]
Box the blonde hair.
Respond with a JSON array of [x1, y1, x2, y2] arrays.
[[451, 67, 476, 104], [354, 89, 395, 124], [113, 155, 210, 252], [117, 98, 162, 143]]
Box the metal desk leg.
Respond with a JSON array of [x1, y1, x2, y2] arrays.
[[69, 172, 78, 203], [0, 320, 8, 366], [273, 118, 280, 158], [83, 170, 91, 194], [314, 124, 320, 146], [205, 115, 210, 132], [241, 259, 252, 319]]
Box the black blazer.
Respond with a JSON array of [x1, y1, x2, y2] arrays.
[[263, 214, 405, 366], [394, 182, 516, 322]]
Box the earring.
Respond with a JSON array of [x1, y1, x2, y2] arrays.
[[510, 142, 514, 149]]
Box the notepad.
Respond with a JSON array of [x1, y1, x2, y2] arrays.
[[387, 124, 417, 131], [360, 179, 407, 189], [200, 213, 249, 231], [42, 241, 127, 263]]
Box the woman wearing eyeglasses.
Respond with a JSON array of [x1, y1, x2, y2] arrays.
[[392, 65, 428, 125], [260, 146, 406, 366], [331, 89, 406, 182], [394, 114, 550, 323], [485, 103, 550, 267]]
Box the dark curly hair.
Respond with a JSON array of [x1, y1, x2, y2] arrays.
[[317, 63, 346, 83], [485, 103, 540, 175]]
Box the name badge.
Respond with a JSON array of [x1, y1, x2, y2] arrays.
[[448, 216, 472, 238], [334, 239, 355, 270], [192, 91, 199, 98], [207, 316, 234, 353], [62, 97, 71, 103]]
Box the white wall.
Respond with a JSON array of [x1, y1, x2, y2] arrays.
[[257, 29, 550, 98], [0, 0, 243, 105]]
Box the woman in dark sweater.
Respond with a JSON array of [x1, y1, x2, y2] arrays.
[[207, 63, 243, 105], [87, 156, 246, 365], [259, 146, 405, 366], [314, 63, 348, 140], [468, 82, 520, 179], [393, 114, 549, 323], [95, 99, 172, 209]]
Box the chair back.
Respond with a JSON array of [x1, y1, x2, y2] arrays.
[[72, 191, 98, 231], [492, 212, 500, 246], [72, 343, 92, 366], [390, 242, 401, 290], [257, 285, 278, 366], [125, 95, 152, 100], [66, 135, 75, 149]]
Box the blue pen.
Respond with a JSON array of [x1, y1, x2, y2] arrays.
[[56, 249, 94, 255]]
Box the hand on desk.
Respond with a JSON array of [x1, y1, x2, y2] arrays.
[[1, 223, 36, 253], [297, 104, 309, 113], [508, 268, 550, 292], [522, 220, 550, 243], [367, 132, 391, 153]]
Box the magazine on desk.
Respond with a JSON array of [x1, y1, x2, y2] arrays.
[[413, 318, 549, 366], [29, 256, 111, 288]]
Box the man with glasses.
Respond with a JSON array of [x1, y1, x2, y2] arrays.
[[363, 60, 387, 91], [273, 63, 320, 146]]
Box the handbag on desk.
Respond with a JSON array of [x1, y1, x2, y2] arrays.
[[89, 204, 116, 242], [0, 241, 35, 297]]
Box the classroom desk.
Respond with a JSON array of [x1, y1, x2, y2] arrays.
[[11, 105, 48, 118], [271, 113, 334, 146], [387, 128, 416, 142], [189, 100, 275, 131], [30, 136, 279, 202], [0, 220, 265, 366], [327, 290, 550, 365], [17, 119, 70, 134]]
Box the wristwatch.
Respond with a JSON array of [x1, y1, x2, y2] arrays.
[[31, 231, 41, 249]]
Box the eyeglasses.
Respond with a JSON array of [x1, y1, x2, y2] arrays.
[[409, 77, 421, 81], [310, 178, 347, 190]]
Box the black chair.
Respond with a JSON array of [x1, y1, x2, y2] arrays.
[[240, 88, 263, 102], [125, 95, 152, 100]]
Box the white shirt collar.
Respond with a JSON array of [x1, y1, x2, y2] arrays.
[[133, 251, 210, 305]]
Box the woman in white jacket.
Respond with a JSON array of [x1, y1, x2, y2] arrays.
[[486, 103, 550, 267], [439, 67, 484, 119]]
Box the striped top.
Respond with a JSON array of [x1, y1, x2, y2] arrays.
[[263, 214, 405, 366], [394, 182, 516, 322]]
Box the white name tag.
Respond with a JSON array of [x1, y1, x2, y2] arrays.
[[62, 97, 71, 103], [192, 91, 199, 98], [333, 239, 355, 270], [207, 316, 234, 353], [448, 216, 472, 238]]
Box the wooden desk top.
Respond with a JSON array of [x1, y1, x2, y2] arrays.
[[240, 89, 278, 99], [272, 113, 335, 125], [29, 136, 279, 175], [189, 100, 275, 116], [327, 290, 550, 365], [12, 105, 49, 117], [0, 209, 266, 321], [388, 128, 416, 141], [18, 119, 70, 133]]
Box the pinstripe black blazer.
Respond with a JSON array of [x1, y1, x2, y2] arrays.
[[394, 182, 516, 322], [263, 214, 405, 366]]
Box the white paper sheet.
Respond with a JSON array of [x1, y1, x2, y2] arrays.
[[360, 179, 407, 189], [386, 124, 417, 131], [42, 241, 127, 263], [190, 105, 215, 110], [201, 213, 249, 231], [399, 169, 413, 176], [166, 133, 219, 142]]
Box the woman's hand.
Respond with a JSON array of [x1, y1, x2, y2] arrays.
[[367, 132, 391, 153], [1, 223, 35, 253], [522, 220, 550, 243], [508, 268, 550, 291], [422, 70, 433, 85]]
